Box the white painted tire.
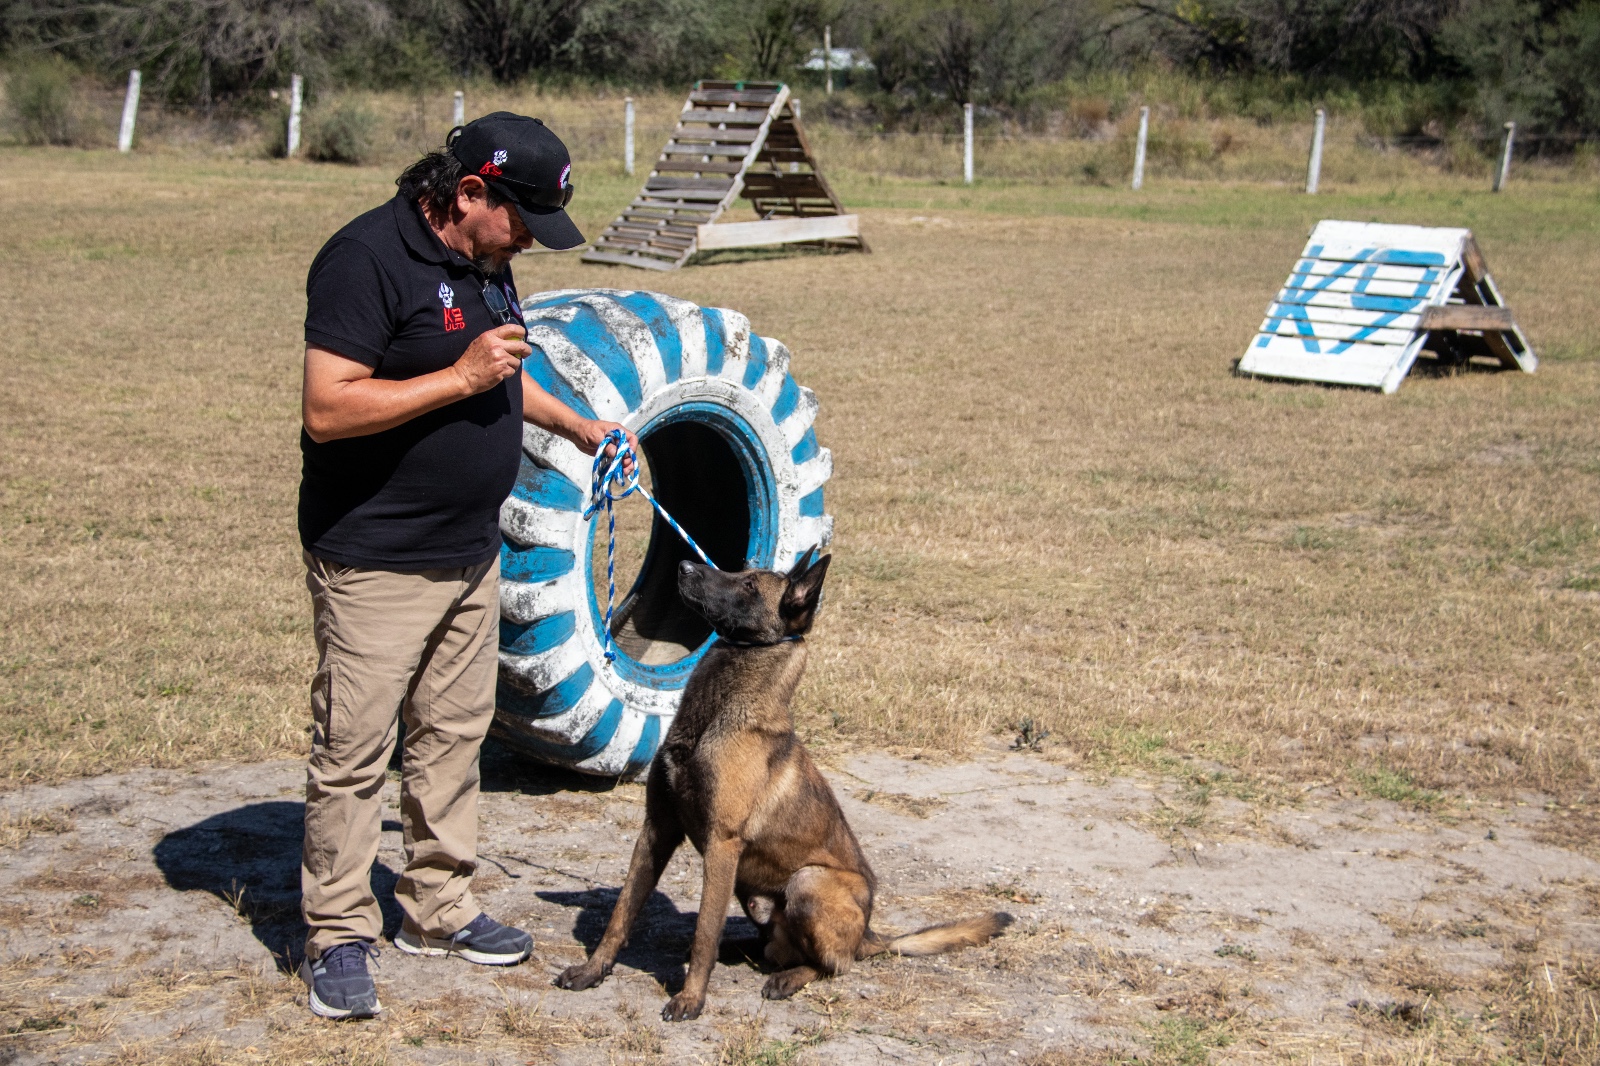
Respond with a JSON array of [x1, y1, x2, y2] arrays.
[[496, 289, 833, 777]]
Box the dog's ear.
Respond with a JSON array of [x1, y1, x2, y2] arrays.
[[781, 553, 831, 626], [786, 545, 818, 581]]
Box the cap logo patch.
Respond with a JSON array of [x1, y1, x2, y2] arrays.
[[493, 150, 508, 166], [439, 283, 465, 331], [559, 163, 571, 188]]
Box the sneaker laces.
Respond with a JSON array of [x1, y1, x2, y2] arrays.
[[456, 913, 499, 941], [321, 941, 380, 975]]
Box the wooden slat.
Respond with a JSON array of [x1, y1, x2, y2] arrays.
[[1419, 304, 1515, 331], [678, 109, 770, 125], [1290, 260, 1440, 283], [638, 187, 729, 202], [1266, 303, 1422, 330], [645, 176, 734, 192], [1274, 289, 1429, 313], [740, 177, 829, 198], [581, 250, 680, 271], [695, 215, 860, 251], [694, 80, 783, 91], [626, 208, 715, 223], [661, 145, 752, 158], [1242, 334, 1418, 390], [1259, 318, 1413, 345], [1460, 235, 1489, 285], [1280, 276, 1441, 298], [617, 211, 700, 228], [607, 221, 696, 240], [689, 89, 780, 106], [604, 229, 694, 250], [654, 159, 745, 175], [591, 235, 686, 256], [667, 128, 761, 145]]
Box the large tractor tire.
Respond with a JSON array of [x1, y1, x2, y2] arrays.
[[496, 289, 834, 776]]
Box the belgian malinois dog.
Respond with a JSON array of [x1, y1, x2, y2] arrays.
[[556, 550, 1012, 1021]]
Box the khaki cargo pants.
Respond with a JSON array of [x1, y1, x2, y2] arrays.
[[301, 551, 499, 960]]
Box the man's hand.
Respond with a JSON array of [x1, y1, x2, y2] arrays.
[[574, 420, 640, 477], [452, 324, 531, 396]]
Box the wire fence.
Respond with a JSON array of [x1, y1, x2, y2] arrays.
[[101, 72, 1600, 191]]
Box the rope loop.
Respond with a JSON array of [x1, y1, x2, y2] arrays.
[[583, 429, 717, 663]]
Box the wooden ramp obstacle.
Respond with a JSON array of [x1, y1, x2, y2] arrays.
[[1238, 220, 1537, 393], [581, 81, 867, 271]]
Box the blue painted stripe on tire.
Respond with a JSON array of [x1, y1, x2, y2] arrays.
[[770, 375, 800, 424], [524, 347, 597, 422], [616, 293, 683, 382], [499, 662, 593, 719], [742, 334, 769, 390], [499, 612, 577, 657], [500, 698, 625, 761], [511, 463, 584, 513], [791, 427, 819, 465], [701, 308, 727, 375], [625, 714, 661, 775], [568, 699, 624, 759], [501, 545, 575, 583], [565, 306, 644, 409], [798, 488, 825, 517]]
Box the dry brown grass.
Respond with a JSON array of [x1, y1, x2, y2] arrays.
[[1, 100, 1598, 815], [0, 805, 74, 848]]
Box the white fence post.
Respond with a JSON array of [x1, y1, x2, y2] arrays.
[[1132, 105, 1149, 190], [117, 69, 141, 153], [1494, 121, 1515, 192], [287, 74, 304, 157], [824, 25, 833, 96], [624, 96, 635, 176], [453, 90, 464, 126], [963, 102, 974, 184], [1306, 107, 1326, 194]]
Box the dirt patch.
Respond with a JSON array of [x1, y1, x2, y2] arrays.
[[0, 746, 1595, 1063]]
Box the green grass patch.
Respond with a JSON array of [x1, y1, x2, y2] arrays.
[[1353, 765, 1442, 808]]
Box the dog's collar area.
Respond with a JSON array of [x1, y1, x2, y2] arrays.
[[714, 635, 803, 649]]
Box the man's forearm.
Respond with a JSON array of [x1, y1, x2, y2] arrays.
[[305, 367, 473, 443], [521, 370, 589, 445]]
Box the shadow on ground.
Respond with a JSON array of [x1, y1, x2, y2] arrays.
[[152, 800, 402, 970], [538, 886, 763, 992]]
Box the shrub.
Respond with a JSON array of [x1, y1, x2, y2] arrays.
[[304, 99, 377, 164], [5, 58, 87, 146]]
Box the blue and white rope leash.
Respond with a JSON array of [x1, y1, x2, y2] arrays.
[[584, 428, 717, 662]]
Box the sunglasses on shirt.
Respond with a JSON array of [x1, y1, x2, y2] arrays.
[[480, 282, 525, 336]]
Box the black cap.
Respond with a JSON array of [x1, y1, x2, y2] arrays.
[[449, 112, 583, 250]]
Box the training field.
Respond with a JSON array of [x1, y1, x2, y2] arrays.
[[0, 134, 1598, 1063]]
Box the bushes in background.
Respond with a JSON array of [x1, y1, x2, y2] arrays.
[[1, 0, 1598, 141], [4, 56, 88, 145], [304, 99, 378, 163]]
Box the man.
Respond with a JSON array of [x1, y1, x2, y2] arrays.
[[296, 113, 633, 1019]]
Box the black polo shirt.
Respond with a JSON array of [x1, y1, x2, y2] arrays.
[[299, 195, 526, 570]]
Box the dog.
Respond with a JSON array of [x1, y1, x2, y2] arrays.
[[556, 549, 1011, 1021]]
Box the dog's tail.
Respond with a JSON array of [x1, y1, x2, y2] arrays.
[[860, 912, 1013, 959]]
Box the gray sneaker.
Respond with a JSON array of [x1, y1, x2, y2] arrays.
[[299, 941, 381, 1019], [395, 913, 532, 965]]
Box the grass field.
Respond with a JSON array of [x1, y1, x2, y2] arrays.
[[1, 125, 1598, 824]]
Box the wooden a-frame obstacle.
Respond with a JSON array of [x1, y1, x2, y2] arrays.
[[582, 81, 867, 271], [1238, 220, 1536, 393]]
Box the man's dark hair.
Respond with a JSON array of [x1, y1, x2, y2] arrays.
[[397, 149, 509, 216]]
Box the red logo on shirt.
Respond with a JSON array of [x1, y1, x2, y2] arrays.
[[443, 307, 465, 331]]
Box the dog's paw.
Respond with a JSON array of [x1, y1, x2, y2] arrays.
[[761, 968, 812, 1000], [661, 991, 705, 1022], [554, 961, 610, 991]]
